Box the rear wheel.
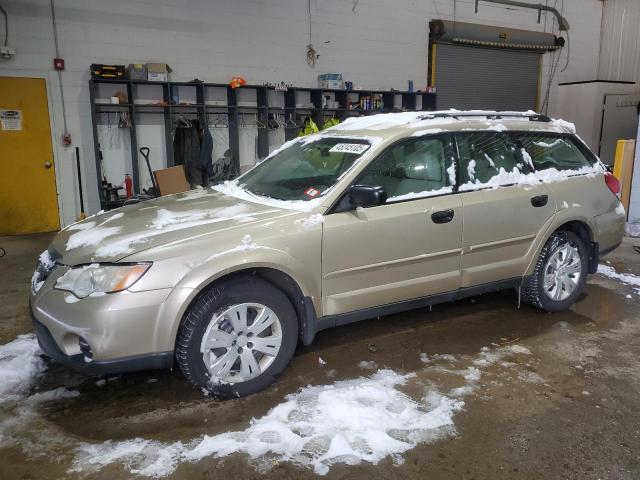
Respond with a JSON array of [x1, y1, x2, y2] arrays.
[[175, 277, 298, 398], [522, 231, 587, 312]]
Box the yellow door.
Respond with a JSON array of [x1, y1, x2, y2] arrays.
[[0, 77, 60, 234]]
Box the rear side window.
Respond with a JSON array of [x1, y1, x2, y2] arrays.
[[512, 134, 593, 172], [357, 135, 454, 202], [455, 132, 526, 189]]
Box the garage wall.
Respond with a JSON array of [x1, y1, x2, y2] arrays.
[[0, 0, 603, 226], [598, 0, 640, 82]]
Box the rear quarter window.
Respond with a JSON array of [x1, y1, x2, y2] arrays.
[[512, 133, 594, 172]]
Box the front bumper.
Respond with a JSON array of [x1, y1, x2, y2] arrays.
[[30, 267, 196, 375], [32, 311, 173, 374]]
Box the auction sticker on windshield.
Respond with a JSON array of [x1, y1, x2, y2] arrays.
[[304, 187, 320, 197], [329, 143, 370, 154]]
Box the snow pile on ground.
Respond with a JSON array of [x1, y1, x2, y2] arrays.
[[597, 264, 640, 294], [0, 334, 46, 405], [357, 360, 377, 370], [0, 335, 80, 453], [70, 343, 536, 477], [0, 332, 536, 478], [71, 370, 464, 476], [72, 438, 186, 478], [187, 370, 463, 475], [626, 222, 640, 238]]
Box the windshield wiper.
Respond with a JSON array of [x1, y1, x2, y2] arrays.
[[246, 188, 286, 201]]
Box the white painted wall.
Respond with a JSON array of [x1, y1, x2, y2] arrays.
[[0, 0, 603, 227], [598, 0, 640, 82]]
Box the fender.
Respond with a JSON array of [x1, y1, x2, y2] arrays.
[[163, 246, 322, 350], [523, 211, 596, 278]]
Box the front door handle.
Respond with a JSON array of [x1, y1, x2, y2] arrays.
[[431, 209, 455, 224], [531, 195, 548, 207]]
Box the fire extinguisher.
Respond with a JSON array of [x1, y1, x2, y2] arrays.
[[124, 174, 133, 198]]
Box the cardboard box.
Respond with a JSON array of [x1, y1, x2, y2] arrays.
[[147, 63, 172, 82], [128, 63, 147, 81], [319, 79, 343, 89], [318, 73, 343, 90], [153, 165, 189, 196]]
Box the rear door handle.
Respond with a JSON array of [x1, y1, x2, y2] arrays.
[[531, 195, 548, 207], [431, 209, 455, 224]]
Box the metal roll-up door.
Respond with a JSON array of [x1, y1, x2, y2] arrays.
[[435, 43, 540, 111]]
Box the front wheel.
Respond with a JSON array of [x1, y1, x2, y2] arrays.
[[522, 231, 588, 312], [175, 277, 298, 398]]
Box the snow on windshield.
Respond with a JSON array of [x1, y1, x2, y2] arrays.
[[216, 134, 382, 211], [213, 181, 325, 212]]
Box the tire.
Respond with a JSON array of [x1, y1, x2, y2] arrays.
[[522, 231, 588, 312], [175, 276, 298, 398]]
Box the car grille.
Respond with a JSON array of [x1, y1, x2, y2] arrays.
[[32, 247, 61, 293]]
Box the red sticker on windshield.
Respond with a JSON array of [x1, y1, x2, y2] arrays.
[[304, 187, 320, 198]]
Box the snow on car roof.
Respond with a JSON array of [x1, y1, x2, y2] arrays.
[[325, 110, 576, 136]]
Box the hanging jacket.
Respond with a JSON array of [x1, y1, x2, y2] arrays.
[[173, 119, 201, 167], [297, 117, 319, 137], [199, 127, 214, 175], [322, 117, 340, 130]]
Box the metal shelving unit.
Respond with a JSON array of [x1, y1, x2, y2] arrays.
[[88, 78, 436, 209]]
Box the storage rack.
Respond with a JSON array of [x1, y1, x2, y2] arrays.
[[88, 78, 436, 208]]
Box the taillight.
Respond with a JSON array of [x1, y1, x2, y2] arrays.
[[604, 172, 621, 195]]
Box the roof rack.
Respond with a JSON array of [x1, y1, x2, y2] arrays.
[[417, 112, 551, 122]]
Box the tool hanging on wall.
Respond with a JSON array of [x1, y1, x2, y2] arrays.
[[139, 147, 159, 197], [74, 147, 86, 220]]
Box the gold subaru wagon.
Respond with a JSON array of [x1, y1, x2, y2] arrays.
[[30, 111, 625, 397]]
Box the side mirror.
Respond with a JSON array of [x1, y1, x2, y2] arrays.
[[348, 185, 387, 208]]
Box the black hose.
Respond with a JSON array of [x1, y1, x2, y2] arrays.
[[0, 4, 7, 47]]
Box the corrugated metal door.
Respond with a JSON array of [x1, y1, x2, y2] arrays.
[[435, 44, 540, 111]]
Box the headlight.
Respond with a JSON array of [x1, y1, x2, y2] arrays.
[[55, 263, 151, 298]]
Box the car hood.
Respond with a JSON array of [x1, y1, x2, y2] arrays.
[[52, 189, 301, 265]]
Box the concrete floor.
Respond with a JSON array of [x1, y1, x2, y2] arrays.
[[1, 233, 640, 479]]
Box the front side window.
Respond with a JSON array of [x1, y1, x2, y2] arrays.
[[512, 133, 593, 172], [238, 137, 370, 201], [356, 135, 454, 202], [455, 132, 526, 190]]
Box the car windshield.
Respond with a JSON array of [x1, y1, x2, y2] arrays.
[[238, 137, 371, 201]]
